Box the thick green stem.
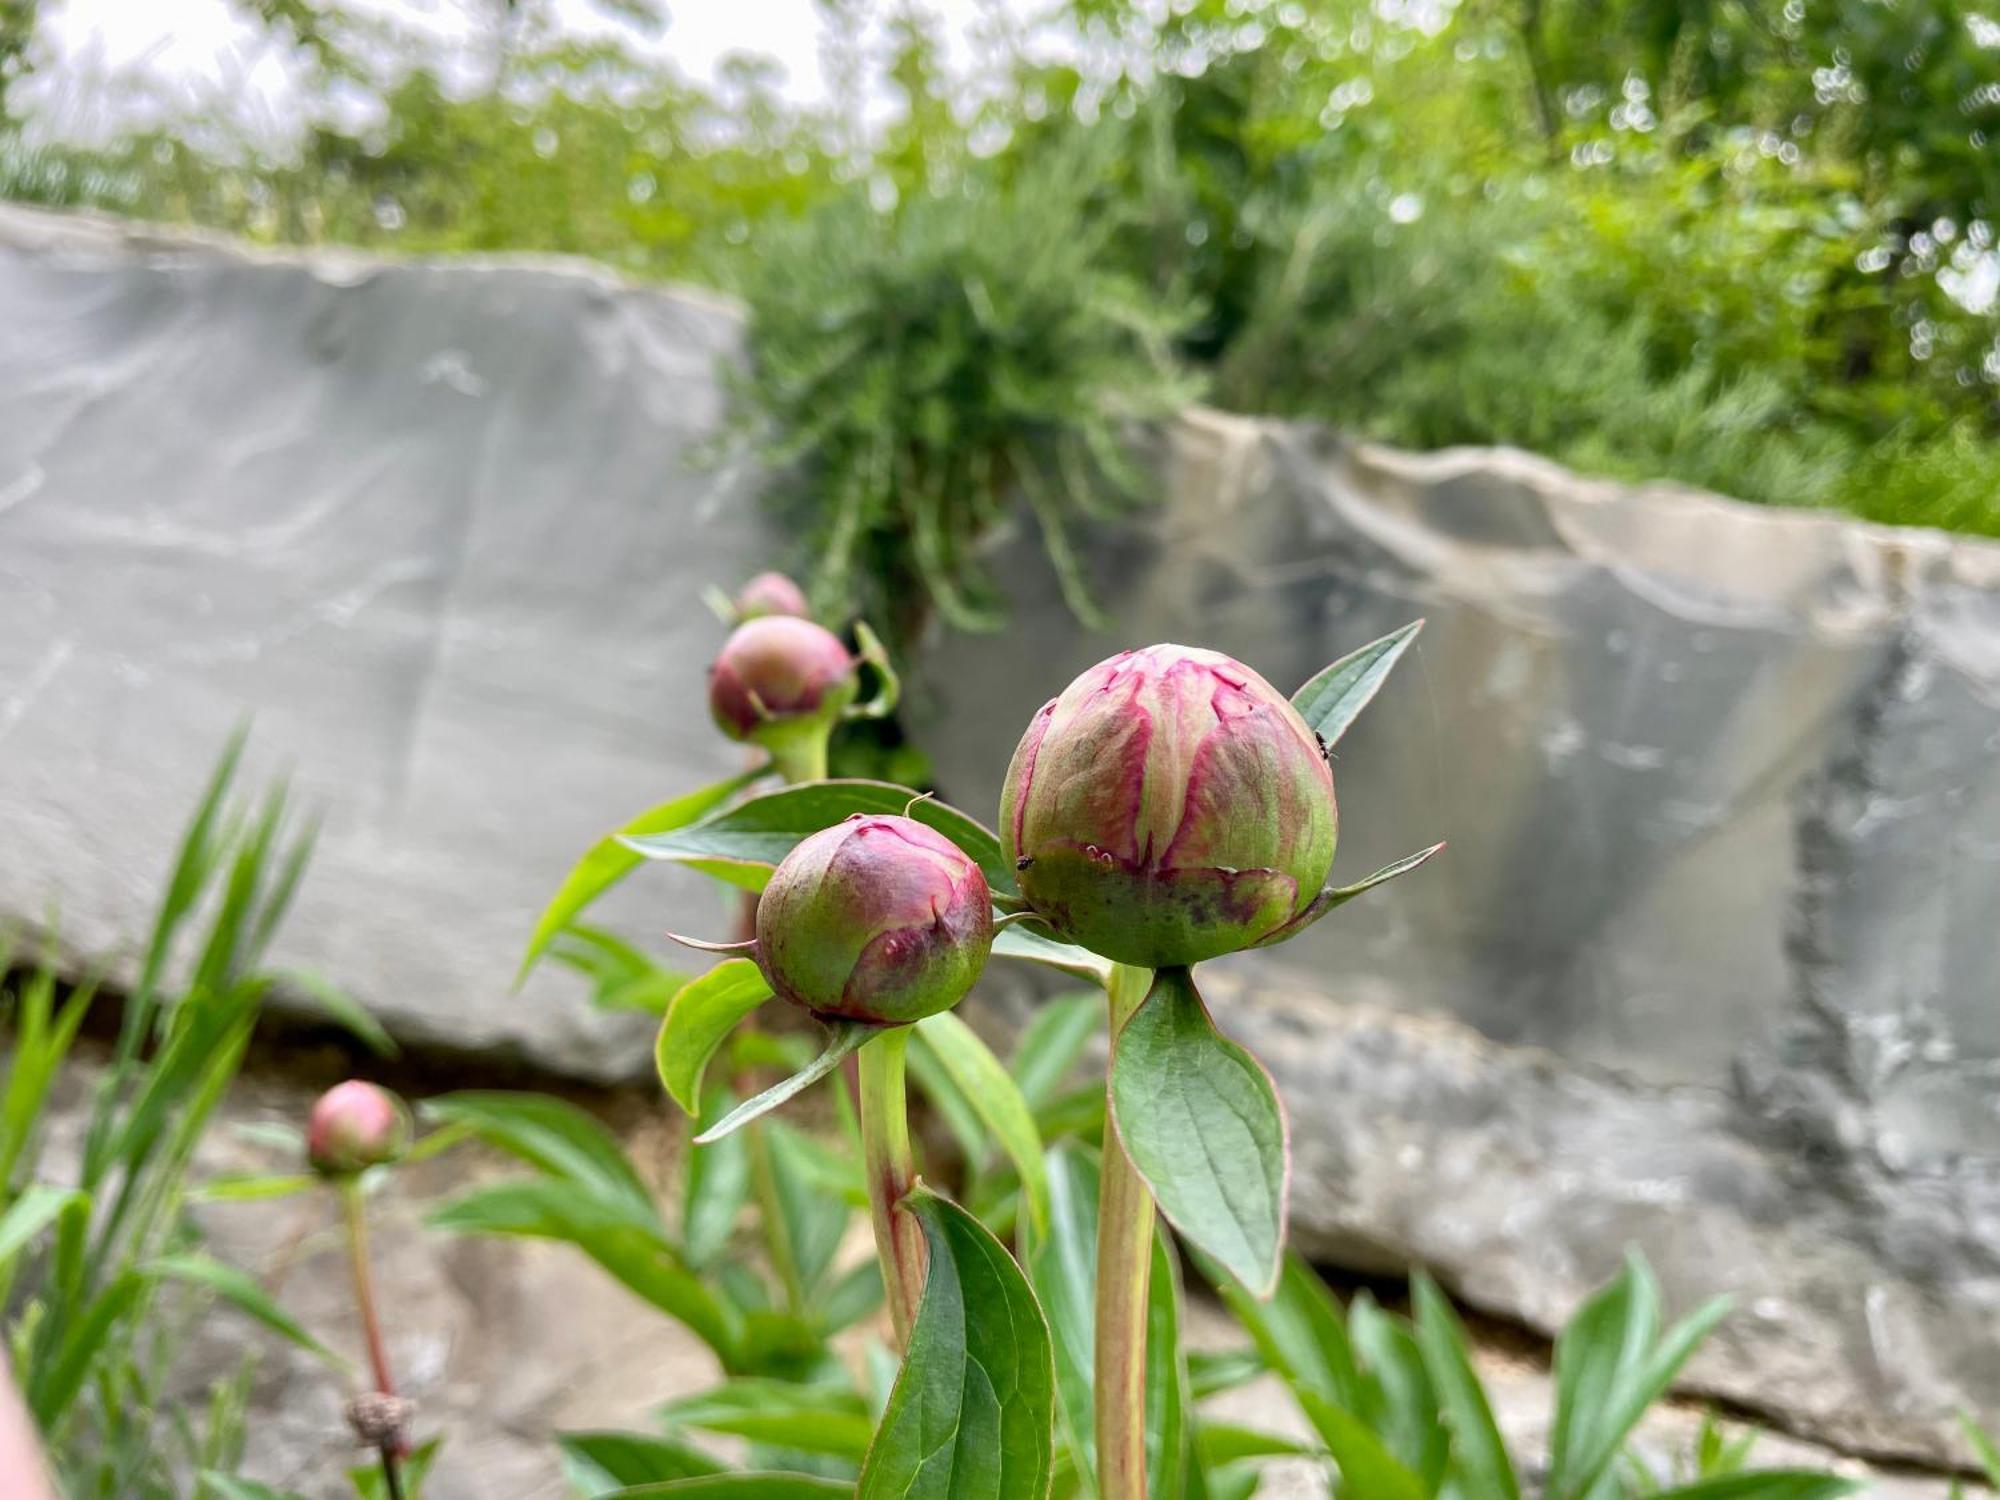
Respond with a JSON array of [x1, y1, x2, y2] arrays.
[[340, 1179, 407, 1487], [1097, 962, 1155, 1500], [765, 719, 832, 785], [858, 1028, 926, 1348]]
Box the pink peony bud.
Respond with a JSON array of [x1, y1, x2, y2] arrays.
[[708, 616, 858, 746], [733, 571, 811, 621], [756, 814, 993, 1024], [1000, 644, 1337, 968], [306, 1081, 413, 1177]]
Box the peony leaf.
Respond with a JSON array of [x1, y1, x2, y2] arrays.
[[1109, 967, 1287, 1297], [1290, 619, 1423, 749], [693, 1020, 876, 1145], [655, 960, 774, 1115], [858, 1186, 1056, 1500], [624, 779, 1014, 896]]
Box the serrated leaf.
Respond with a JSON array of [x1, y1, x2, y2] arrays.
[[623, 780, 1014, 897], [657, 960, 775, 1115], [145, 1252, 341, 1367], [520, 768, 765, 981], [1290, 620, 1423, 748], [858, 1186, 1055, 1500], [1411, 1273, 1519, 1500], [558, 1430, 726, 1496], [1109, 968, 1287, 1297], [914, 1012, 1049, 1235]]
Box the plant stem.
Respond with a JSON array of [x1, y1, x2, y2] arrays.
[[766, 721, 832, 785], [858, 1027, 926, 1348], [1096, 962, 1155, 1500], [340, 1178, 407, 1489]]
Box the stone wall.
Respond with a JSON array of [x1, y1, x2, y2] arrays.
[[5, 206, 1999, 1470]]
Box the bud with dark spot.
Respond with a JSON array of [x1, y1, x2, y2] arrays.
[[1000, 644, 1336, 968], [708, 616, 858, 749], [756, 814, 992, 1024], [306, 1081, 412, 1178], [734, 571, 810, 621]]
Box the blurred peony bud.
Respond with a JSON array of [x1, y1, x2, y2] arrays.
[[755, 814, 993, 1024], [1000, 644, 1336, 968], [734, 571, 810, 621], [306, 1080, 412, 1178], [708, 616, 858, 747]]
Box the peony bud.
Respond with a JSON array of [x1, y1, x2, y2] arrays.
[[708, 616, 858, 747], [734, 571, 810, 621], [1000, 644, 1336, 968], [306, 1080, 413, 1178], [756, 814, 993, 1024]]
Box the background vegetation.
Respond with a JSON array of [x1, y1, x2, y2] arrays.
[[4, 0, 1997, 624]]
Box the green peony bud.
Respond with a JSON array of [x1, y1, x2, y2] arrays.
[[708, 616, 859, 748], [306, 1080, 412, 1177], [1000, 644, 1336, 968], [756, 813, 993, 1024], [734, 571, 810, 621]]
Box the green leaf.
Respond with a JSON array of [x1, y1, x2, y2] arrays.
[[1110, 968, 1287, 1297], [1010, 993, 1101, 1112], [278, 969, 400, 1056], [914, 1013, 1049, 1235], [658, 960, 776, 1115], [992, 924, 1113, 985], [520, 768, 765, 981], [1348, 1291, 1450, 1491], [1647, 1479, 1862, 1500], [682, 1087, 751, 1271], [145, 1252, 341, 1367], [1960, 1412, 2000, 1486], [1297, 1393, 1429, 1500], [764, 1119, 852, 1295], [1215, 1252, 1363, 1414], [623, 780, 1015, 897], [1024, 1143, 1101, 1484], [191, 1173, 318, 1204], [0, 1185, 81, 1270], [429, 1180, 739, 1361], [663, 1379, 875, 1461], [199, 1475, 306, 1500], [598, 1478, 853, 1500], [348, 1438, 442, 1500], [848, 620, 902, 721], [1251, 843, 1445, 951], [695, 1021, 876, 1145], [558, 1431, 726, 1496], [1289, 620, 1424, 748], [1411, 1273, 1518, 1500], [1193, 1425, 1315, 1466], [858, 1186, 1055, 1500], [1145, 1228, 1192, 1500], [424, 1092, 660, 1230], [1187, 1349, 1264, 1400]]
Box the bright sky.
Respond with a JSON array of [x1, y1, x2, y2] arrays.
[[29, 0, 1009, 141]]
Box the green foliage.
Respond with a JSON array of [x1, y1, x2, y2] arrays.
[[0, 738, 365, 1498]]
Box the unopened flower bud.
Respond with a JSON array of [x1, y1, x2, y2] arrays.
[[708, 616, 858, 747], [733, 571, 810, 621], [756, 814, 992, 1024], [1000, 644, 1336, 967], [345, 1391, 412, 1449], [306, 1081, 412, 1178]]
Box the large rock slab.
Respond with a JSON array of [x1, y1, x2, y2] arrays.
[[0, 205, 777, 1081], [921, 413, 2000, 1467]]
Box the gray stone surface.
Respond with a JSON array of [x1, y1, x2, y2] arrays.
[[922, 413, 2000, 1468], [0, 204, 777, 1081], [7, 205, 2000, 1471]]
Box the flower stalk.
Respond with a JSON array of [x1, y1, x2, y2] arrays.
[[1096, 961, 1155, 1500], [858, 1027, 926, 1346], [339, 1178, 406, 1499]]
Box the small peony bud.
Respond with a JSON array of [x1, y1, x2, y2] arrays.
[[733, 571, 811, 621], [1000, 644, 1336, 968], [756, 814, 993, 1024], [708, 616, 858, 747], [345, 1391, 413, 1449], [306, 1081, 412, 1178]]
